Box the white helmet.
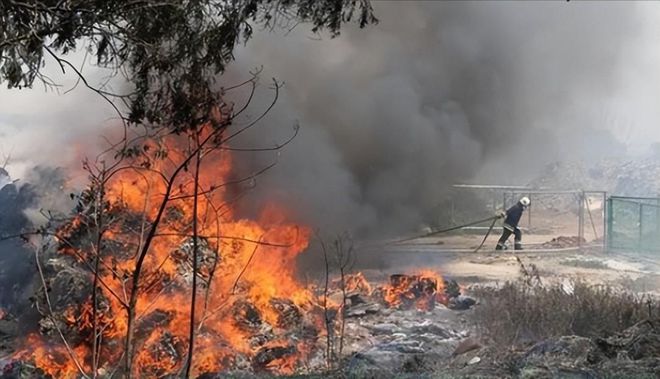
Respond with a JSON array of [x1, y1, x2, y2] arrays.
[[520, 196, 531, 207]]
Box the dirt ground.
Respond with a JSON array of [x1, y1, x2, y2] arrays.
[[360, 247, 660, 299], [356, 208, 660, 296]]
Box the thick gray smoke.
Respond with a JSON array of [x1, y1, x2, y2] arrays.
[[0, 2, 657, 238], [226, 2, 645, 236]]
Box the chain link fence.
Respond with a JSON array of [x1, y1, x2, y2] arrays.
[[607, 196, 660, 252]]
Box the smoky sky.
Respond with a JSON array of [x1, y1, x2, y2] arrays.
[[1, 2, 657, 238], [225, 2, 643, 236]]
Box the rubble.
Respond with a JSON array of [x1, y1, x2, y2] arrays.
[[345, 302, 381, 318], [138, 331, 186, 377], [328, 272, 474, 319], [452, 337, 482, 356], [269, 298, 302, 328], [233, 300, 263, 332], [171, 237, 219, 287], [442, 319, 660, 378], [467, 356, 480, 365], [448, 295, 477, 311], [342, 305, 467, 375], [252, 345, 297, 371], [1, 361, 50, 379], [596, 318, 660, 360], [377, 274, 455, 311]]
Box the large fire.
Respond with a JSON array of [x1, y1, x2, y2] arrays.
[[11, 126, 317, 378], [5, 125, 455, 378]]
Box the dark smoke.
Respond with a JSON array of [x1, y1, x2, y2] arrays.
[[227, 2, 640, 236], [0, 167, 70, 314], [0, 174, 37, 312]]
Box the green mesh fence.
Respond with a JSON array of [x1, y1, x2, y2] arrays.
[[608, 196, 660, 252]]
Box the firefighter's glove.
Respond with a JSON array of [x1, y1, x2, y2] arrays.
[[496, 210, 506, 219]]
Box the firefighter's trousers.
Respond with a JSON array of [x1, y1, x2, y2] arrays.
[[496, 224, 522, 250]]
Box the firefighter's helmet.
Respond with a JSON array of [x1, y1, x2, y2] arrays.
[[520, 196, 531, 207]]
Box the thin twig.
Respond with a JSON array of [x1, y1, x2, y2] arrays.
[[231, 234, 264, 295], [34, 245, 90, 378]]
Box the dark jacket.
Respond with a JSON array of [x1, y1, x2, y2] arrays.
[[504, 202, 524, 228]]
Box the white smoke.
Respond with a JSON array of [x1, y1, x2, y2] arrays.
[[0, 51, 119, 181]]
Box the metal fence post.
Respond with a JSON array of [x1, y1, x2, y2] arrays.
[[603, 192, 608, 253], [578, 191, 584, 250], [656, 198, 660, 250], [639, 202, 644, 252], [528, 193, 532, 228], [502, 192, 507, 212], [606, 197, 612, 251]]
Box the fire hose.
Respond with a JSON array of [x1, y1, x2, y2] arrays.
[[389, 215, 500, 253]]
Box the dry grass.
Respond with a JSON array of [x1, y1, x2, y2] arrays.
[[471, 259, 660, 346]]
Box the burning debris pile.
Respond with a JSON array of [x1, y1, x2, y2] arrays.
[[0, 246, 476, 378], [0, 157, 474, 379], [0, 210, 475, 379], [0, 130, 477, 378], [0, 125, 328, 379], [4, 191, 318, 378], [333, 272, 475, 315], [321, 272, 476, 375]]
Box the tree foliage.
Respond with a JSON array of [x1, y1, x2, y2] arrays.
[[0, 0, 377, 131]]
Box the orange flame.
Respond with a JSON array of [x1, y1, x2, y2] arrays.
[[380, 270, 447, 311], [13, 128, 317, 378]]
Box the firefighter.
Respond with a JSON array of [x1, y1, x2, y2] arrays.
[[495, 196, 530, 250]]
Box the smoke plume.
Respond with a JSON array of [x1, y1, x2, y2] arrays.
[[1, 2, 660, 237], [227, 1, 649, 236]]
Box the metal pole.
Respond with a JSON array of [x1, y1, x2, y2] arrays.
[[606, 196, 612, 252], [491, 190, 495, 212], [603, 192, 607, 253], [578, 191, 584, 250], [585, 193, 598, 241], [528, 193, 532, 228], [450, 199, 455, 225], [656, 198, 660, 250], [639, 202, 644, 251]]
